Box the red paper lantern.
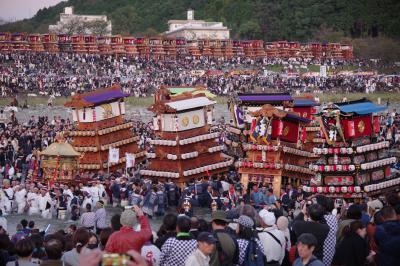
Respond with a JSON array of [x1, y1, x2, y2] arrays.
[[311, 187, 317, 193], [347, 120, 355, 137], [334, 148, 340, 154], [338, 177, 342, 183], [243, 162, 247, 167], [328, 148, 333, 154], [347, 186, 354, 193], [248, 162, 253, 168], [332, 165, 337, 171], [264, 163, 269, 169], [335, 187, 341, 193], [320, 165, 325, 172], [324, 187, 329, 193], [253, 145, 257, 150]]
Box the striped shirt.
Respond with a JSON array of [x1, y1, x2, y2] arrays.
[[95, 208, 107, 229], [80, 211, 96, 228]]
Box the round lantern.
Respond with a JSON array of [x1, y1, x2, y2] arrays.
[[354, 186, 361, 193], [317, 187, 323, 193], [340, 148, 347, 154], [341, 187, 347, 193], [322, 148, 328, 154], [324, 187, 329, 193], [329, 186, 335, 193], [335, 187, 341, 193], [349, 165, 355, 171], [347, 186, 354, 193]]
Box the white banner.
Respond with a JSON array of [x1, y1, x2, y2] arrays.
[[126, 153, 135, 168], [108, 148, 120, 163]]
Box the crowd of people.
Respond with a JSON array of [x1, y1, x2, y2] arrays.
[[0, 186, 399, 266], [0, 53, 398, 99]]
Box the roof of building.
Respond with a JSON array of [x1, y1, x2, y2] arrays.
[[238, 93, 293, 104], [65, 85, 128, 108], [335, 98, 386, 115], [166, 96, 216, 111], [41, 142, 80, 157], [293, 98, 319, 107]]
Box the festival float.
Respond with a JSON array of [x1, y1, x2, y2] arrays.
[[64, 85, 145, 171], [305, 99, 399, 198], [228, 93, 319, 195], [141, 86, 233, 185], [40, 136, 81, 183]]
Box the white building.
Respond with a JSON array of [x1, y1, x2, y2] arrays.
[[163, 10, 230, 40], [49, 6, 112, 36]]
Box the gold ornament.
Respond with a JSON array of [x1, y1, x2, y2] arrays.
[[283, 126, 289, 136], [358, 120, 365, 133], [192, 115, 200, 124], [182, 116, 189, 127]]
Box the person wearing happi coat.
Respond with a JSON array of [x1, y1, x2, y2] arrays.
[[2, 180, 13, 214], [14, 185, 27, 214], [38, 188, 52, 219], [27, 187, 40, 215]]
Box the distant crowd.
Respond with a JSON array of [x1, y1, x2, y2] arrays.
[[0, 53, 398, 100]]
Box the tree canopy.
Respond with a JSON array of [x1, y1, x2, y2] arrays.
[[0, 0, 399, 42]]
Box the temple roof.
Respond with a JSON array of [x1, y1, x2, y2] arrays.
[[65, 85, 129, 108], [41, 142, 81, 157], [238, 93, 293, 105], [335, 99, 386, 115], [166, 97, 216, 111]]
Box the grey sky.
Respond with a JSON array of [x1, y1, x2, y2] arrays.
[[0, 0, 63, 21]]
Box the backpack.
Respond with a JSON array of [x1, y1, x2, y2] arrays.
[[211, 232, 238, 266], [243, 238, 267, 266]]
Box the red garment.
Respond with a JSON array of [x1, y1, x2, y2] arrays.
[[105, 216, 152, 253]]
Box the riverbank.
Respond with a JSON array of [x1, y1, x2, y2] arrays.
[[1, 92, 400, 108]]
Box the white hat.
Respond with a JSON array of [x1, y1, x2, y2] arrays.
[[259, 209, 276, 226]]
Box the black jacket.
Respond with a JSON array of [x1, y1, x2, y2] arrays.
[[333, 233, 368, 266]]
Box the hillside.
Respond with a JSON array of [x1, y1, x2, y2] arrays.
[[1, 0, 399, 42]]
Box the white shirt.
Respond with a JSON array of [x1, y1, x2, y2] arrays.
[[15, 189, 27, 203], [0, 216, 7, 231], [257, 226, 286, 264], [185, 248, 210, 266], [38, 193, 51, 211]]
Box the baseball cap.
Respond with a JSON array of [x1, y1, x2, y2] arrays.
[[211, 210, 229, 223], [197, 232, 217, 244], [259, 209, 276, 226]]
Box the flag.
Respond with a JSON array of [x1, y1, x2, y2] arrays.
[[126, 153, 135, 168], [108, 148, 119, 163], [234, 105, 245, 128], [250, 118, 260, 143]]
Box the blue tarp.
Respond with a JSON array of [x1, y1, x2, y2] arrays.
[[294, 99, 319, 107], [337, 102, 386, 115]]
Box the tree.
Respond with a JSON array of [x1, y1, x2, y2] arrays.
[[110, 6, 140, 35], [85, 19, 109, 36], [238, 20, 261, 40]]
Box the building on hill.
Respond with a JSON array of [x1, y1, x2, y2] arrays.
[[163, 9, 230, 40], [49, 6, 112, 36]]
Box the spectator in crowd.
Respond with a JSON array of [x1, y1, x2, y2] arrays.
[[155, 213, 177, 249], [6, 238, 36, 266], [374, 205, 400, 266], [293, 233, 324, 266], [105, 206, 152, 254], [258, 209, 286, 266], [292, 204, 329, 261], [235, 215, 265, 265], [94, 201, 107, 235], [332, 220, 369, 266], [209, 210, 239, 266], [80, 203, 96, 231], [160, 216, 197, 266], [185, 232, 217, 266], [40, 238, 63, 266], [337, 204, 362, 243], [62, 228, 91, 266]]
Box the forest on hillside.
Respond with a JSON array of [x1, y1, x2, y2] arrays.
[[1, 0, 399, 60]]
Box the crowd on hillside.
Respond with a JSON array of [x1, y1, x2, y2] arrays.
[[0, 53, 398, 99]]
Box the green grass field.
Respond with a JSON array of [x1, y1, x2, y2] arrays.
[[1, 93, 398, 108]]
